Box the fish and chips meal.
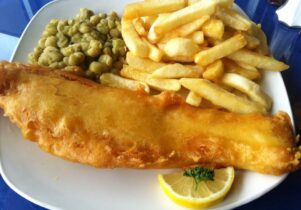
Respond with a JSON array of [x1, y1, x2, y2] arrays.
[[0, 0, 300, 208]]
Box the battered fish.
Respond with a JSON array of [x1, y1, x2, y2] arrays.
[[0, 62, 300, 175]]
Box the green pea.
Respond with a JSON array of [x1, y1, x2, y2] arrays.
[[100, 19, 108, 24], [86, 47, 101, 57], [28, 52, 38, 64], [112, 39, 126, 56], [103, 47, 112, 55], [89, 61, 108, 74], [33, 47, 43, 57], [63, 56, 69, 65], [98, 13, 107, 19], [84, 70, 95, 79], [61, 44, 80, 56], [38, 37, 47, 48], [62, 25, 71, 35], [108, 19, 115, 29], [57, 20, 68, 32], [68, 19, 75, 25], [115, 21, 121, 32], [44, 46, 59, 53], [78, 8, 94, 21], [80, 42, 89, 52], [104, 41, 112, 48], [86, 40, 102, 57], [45, 36, 58, 47], [82, 33, 94, 42], [49, 19, 59, 26], [68, 52, 85, 65], [49, 61, 66, 68], [61, 48, 72, 57], [42, 30, 53, 37], [96, 22, 109, 34], [57, 35, 69, 48], [109, 11, 118, 20], [98, 54, 113, 67], [38, 47, 63, 66], [71, 33, 82, 43], [57, 61, 66, 68], [68, 24, 80, 36], [38, 55, 50, 66], [90, 39, 102, 47], [79, 23, 92, 33], [45, 26, 58, 36], [64, 66, 79, 72], [109, 28, 120, 38], [56, 32, 65, 39], [89, 30, 101, 40], [47, 51, 63, 63], [49, 62, 58, 68], [90, 15, 101, 25]]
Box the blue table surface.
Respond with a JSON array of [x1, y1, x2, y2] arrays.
[[0, 0, 300, 209]]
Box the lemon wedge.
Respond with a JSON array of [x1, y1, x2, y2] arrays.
[[158, 167, 235, 209]]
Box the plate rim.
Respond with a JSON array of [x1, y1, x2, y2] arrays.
[[2, 0, 293, 209]]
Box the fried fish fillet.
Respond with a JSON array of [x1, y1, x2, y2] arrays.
[[0, 62, 300, 175]]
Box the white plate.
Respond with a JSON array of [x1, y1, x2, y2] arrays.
[[1, 0, 293, 209]]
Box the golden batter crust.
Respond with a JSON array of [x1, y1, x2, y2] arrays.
[[0, 62, 300, 175]]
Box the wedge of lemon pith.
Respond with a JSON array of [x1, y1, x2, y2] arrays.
[[158, 167, 235, 209]]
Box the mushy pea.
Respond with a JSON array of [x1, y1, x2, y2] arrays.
[[28, 8, 127, 80]]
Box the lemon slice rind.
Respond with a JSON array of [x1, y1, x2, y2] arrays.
[[158, 167, 235, 209]]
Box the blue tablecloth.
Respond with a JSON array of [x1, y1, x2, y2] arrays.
[[0, 0, 300, 209]]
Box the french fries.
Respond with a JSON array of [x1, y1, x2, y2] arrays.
[[142, 37, 164, 62], [133, 18, 147, 36], [159, 15, 209, 44], [187, 31, 204, 44], [180, 78, 266, 113], [195, 34, 247, 66], [216, 8, 251, 31], [221, 73, 272, 109], [153, 0, 217, 38], [202, 18, 224, 40], [122, 19, 163, 61], [223, 59, 261, 80], [188, 0, 234, 8], [241, 32, 260, 50], [148, 14, 169, 43], [126, 52, 165, 73], [147, 77, 181, 92], [122, 19, 149, 57], [123, 0, 185, 19], [121, 65, 181, 91], [185, 65, 204, 74], [141, 15, 157, 30], [118, 0, 289, 113], [121, 65, 150, 81], [163, 38, 201, 60], [186, 91, 202, 107], [152, 63, 202, 79], [100, 73, 150, 93], [203, 59, 224, 81], [227, 49, 289, 71], [249, 24, 270, 55]]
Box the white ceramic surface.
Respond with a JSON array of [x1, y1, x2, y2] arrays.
[[276, 0, 301, 27], [0, 0, 293, 209]]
